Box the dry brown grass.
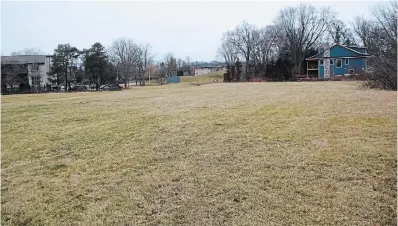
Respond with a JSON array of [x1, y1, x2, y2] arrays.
[[1, 81, 396, 225]]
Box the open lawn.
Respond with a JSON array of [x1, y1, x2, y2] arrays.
[[1, 81, 396, 225], [180, 71, 224, 84]]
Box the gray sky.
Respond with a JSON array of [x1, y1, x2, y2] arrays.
[[1, 1, 374, 61]]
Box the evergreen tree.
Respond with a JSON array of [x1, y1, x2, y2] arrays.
[[83, 43, 108, 90], [48, 44, 80, 91], [223, 63, 231, 82], [105, 62, 118, 84]]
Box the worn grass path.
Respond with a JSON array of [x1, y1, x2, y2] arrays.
[[1, 82, 396, 225]]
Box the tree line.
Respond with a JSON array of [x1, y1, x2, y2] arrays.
[[218, 2, 397, 90], [2, 40, 214, 93], [47, 40, 154, 91], [48, 40, 226, 90]]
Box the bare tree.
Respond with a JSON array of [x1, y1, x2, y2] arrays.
[[163, 52, 175, 77], [276, 4, 332, 75], [357, 1, 397, 90], [327, 19, 356, 45], [371, 1, 397, 53], [147, 63, 157, 84], [185, 56, 192, 75], [225, 22, 261, 80], [158, 62, 167, 85], [255, 25, 279, 73], [352, 16, 375, 48], [177, 58, 183, 72], [108, 38, 138, 88], [136, 44, 153, 86], [218, 33, 239, 66]]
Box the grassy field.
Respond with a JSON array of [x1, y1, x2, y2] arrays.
[[180, 71, 224, 84], [1, 81, 396, 225]]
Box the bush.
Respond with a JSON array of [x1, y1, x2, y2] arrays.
[[362, 66, 397, 91]]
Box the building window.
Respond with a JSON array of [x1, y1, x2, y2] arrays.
[[320, 60, 323, 66], [336, 59, 342, 68], [30, 64, 39, 72], [330, 59, 334, 65], [345, 58, 349, 65]]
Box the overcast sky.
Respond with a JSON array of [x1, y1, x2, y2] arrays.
[[1, 0, 375, 61]]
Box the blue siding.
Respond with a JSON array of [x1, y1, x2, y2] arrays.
[[347, 58, 366, 71], [309, 45, 366, 59], [318, 65, 323, 78], [348, 47, 367, 54], [167, 75, 180, 83], [310, 44, 369, 77], [330, 45, 362, 57], [317, 58, 366, 76], [333, 59, 345, 75]]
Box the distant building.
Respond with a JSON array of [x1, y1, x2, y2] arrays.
[[305, 44, 372, 78], [1, 55, 53, 92], [179, 66, 194, 76], [193, 64, 227, 76]]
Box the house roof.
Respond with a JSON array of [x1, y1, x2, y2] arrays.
[[1, 55, 48, 64], [194, 64, 226, 68], [346, 45, 367, 49], [306, 44, 371, 60], [194, 64, 215, 68]]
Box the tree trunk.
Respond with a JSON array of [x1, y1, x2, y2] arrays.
[[246, 55, 250, 81], [142, 73, 145, 86], [65, 69, 69, 92], [96, 76, 100, 91]]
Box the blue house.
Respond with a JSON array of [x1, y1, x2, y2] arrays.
[[306, 44, 372, 78]]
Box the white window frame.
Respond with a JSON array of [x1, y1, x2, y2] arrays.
[[345, 58, 349, 65], [320, 60, 323, 66], [336, 59, 342, 68], [330, 59, 334, 65]]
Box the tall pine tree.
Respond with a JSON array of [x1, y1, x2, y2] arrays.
[[83, 43, 108, 90], [48, 44, 80, 91]]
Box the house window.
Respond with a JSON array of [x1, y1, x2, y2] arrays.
[[330, 59, 334, 65], [336, 59, 342, 68], [345, 58, 349, 65], [320, 60, 323, 66]]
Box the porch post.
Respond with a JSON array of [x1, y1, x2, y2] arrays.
[[306, 61, 309, 78]]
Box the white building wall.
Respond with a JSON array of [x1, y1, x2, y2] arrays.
[[26, 57, 52, 87], [39, 64, 48, 85], [43, 57, 52, 84], [194, 67, 217, 75], [27, 64, 48, 86]]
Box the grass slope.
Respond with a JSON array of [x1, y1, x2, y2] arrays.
[[1, 82, 396, 225], [181, 71, 224, 84]]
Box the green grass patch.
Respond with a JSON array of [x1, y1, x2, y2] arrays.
[[181, 71, 224, 84]]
